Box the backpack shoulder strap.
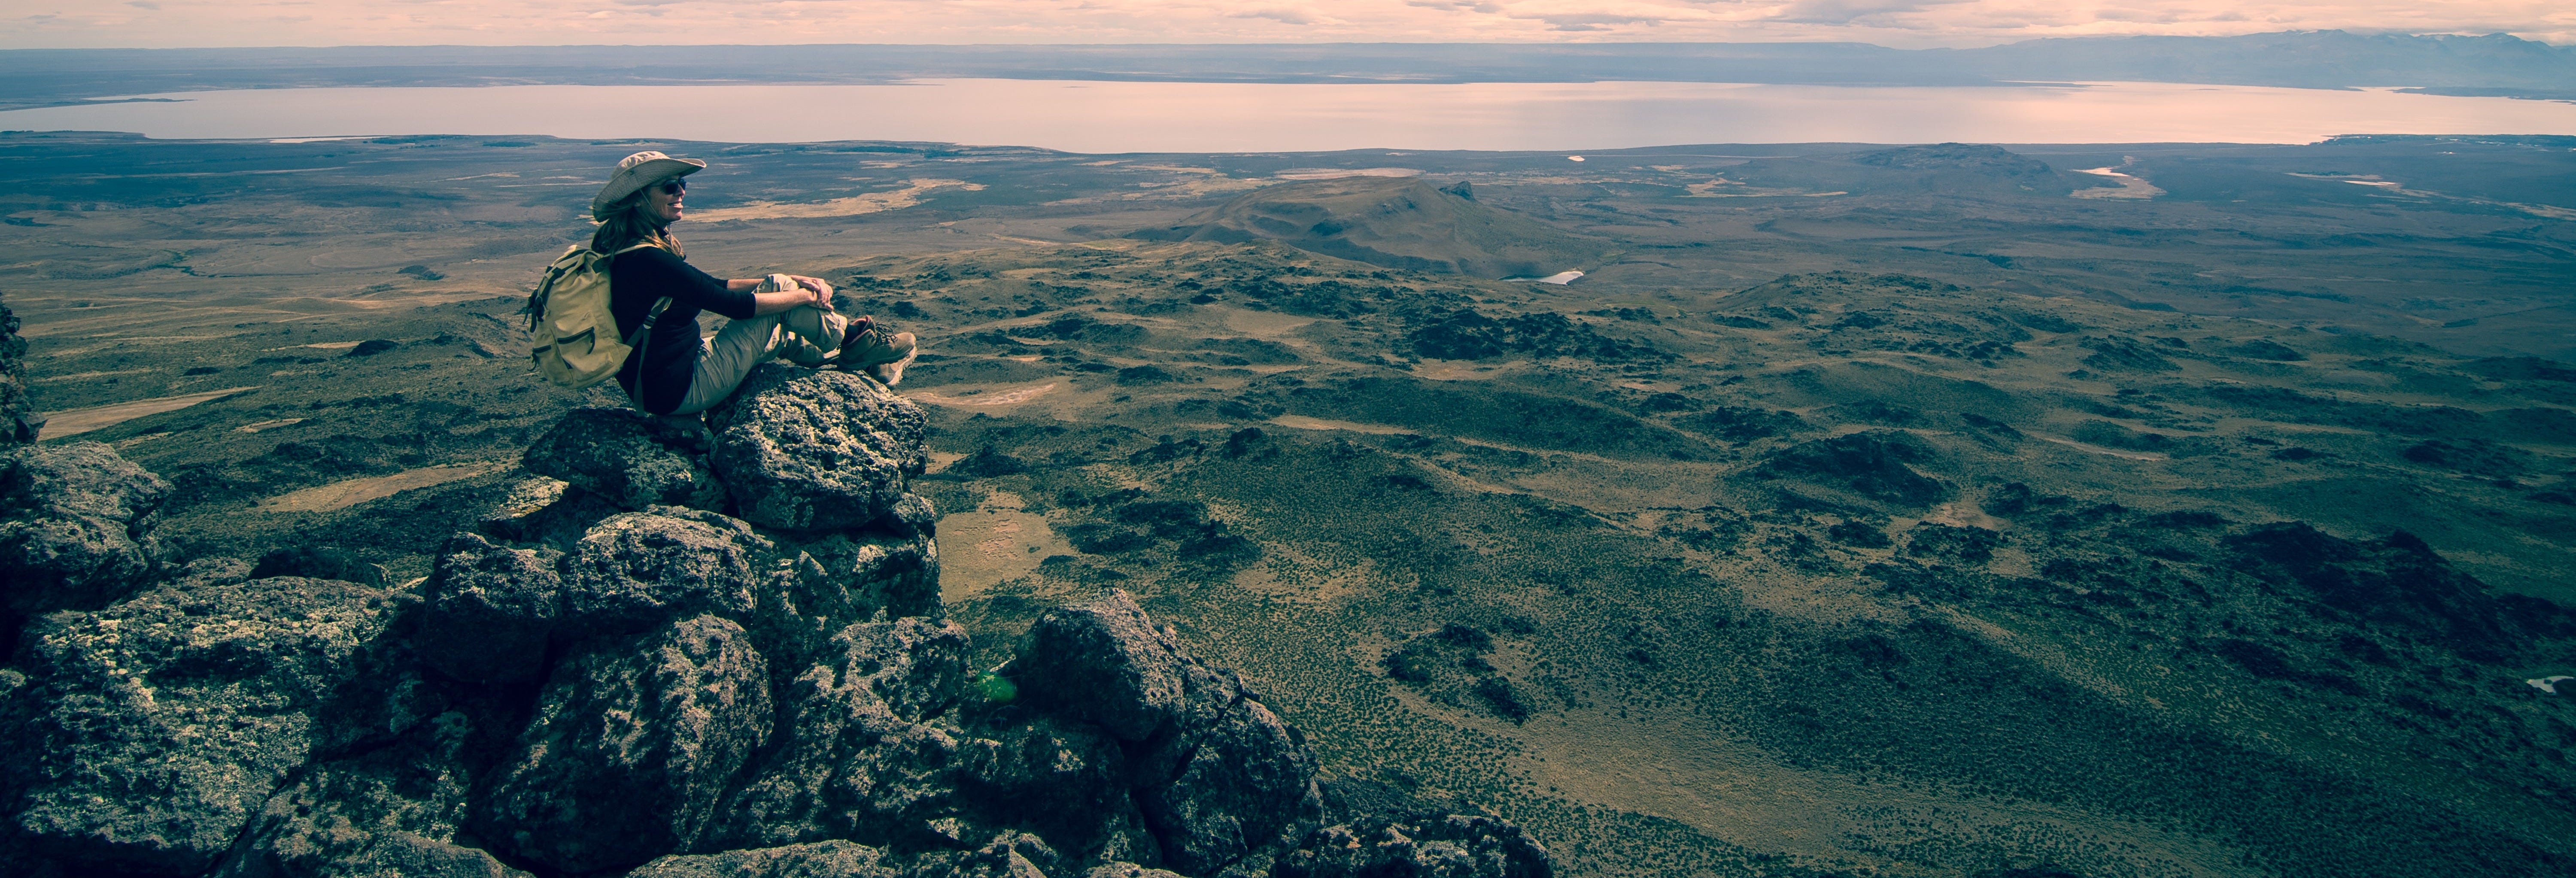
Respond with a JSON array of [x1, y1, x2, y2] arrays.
[[610, 241, 674, 347], [623, 297, 675, 349]]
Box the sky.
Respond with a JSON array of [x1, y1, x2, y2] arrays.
[[5, 0, 2572, 50]]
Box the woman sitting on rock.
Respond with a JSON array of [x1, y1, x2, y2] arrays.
[[590, 151, 915, 416]]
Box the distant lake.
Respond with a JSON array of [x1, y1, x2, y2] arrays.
[[10, 79, 2576, 151]]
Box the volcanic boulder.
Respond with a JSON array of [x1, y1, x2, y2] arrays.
[[1016, 589, 1325, 875], [477, 614, 774, 873], [1276, 815, 1553, 878], [2, 577, 398, 877], [0, 441, 171, 645], [216, 742, 533, 878], [553, 506, 769, 640], [710, 364, 933, 535], [418, 532, 562, 685], [718, 616, 974, 849], [522, 406, 727, 512], [0, 296, 36, 445]]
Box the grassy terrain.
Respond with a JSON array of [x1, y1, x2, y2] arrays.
[[6, 130, 2576, 877]]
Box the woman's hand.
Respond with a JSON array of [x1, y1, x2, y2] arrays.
[[791, 275, 835, 310]]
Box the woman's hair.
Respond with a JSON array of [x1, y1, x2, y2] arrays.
[[588, 189, 683, 257]]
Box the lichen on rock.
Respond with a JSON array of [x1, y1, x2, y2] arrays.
[[1015, 589, 1325, 876], [555, 506, 769, 640], [0, 441, 172, 650], [419, 532, 562, 686], [3, 577, 399, 876], [477, 614, 774, 874], [522, 406, 726, 512], [709, 364, 931, 534]]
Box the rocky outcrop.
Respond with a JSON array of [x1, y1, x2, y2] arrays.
[[2, 577, 398, 876], [0, 295, 39, 446], [718, 617, 972, 849], [0, 441, 171, 652], [0, 362, 1552, 878], [418, 533, 562, 686], [1276, 815, 1552, 878], [523, 407, 726, 512], [1016, 591, 1323, 876], [1756, 429, 1947, 507], [625, 840, 894, 878], [0, 297, 33, 445], [479, 614, 774, 873], [710, 364, 932, 535]]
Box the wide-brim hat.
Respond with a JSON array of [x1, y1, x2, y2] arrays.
[[592, 151, 707, 221]]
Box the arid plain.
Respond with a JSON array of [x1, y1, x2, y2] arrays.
[[7, 130, 2576, 877]]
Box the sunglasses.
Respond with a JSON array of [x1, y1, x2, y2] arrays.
[[654, 179, 687, 195]]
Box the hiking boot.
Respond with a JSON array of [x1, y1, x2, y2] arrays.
[[834, 323, 917, 386], [867, 333, 917, 386]]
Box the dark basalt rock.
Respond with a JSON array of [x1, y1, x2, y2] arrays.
[[1018, 590, 1211, 742], [522, 406, 726, 512], [0, 441, 171, 648], [477, 614, 773, 874], [3, 577, 396, 877], [1276, 814, 1552, 878], [709, 365, 930, 534], [958, 716, 1156, 863], [1017, 589, 1324, 876], [420, 532, 562, 685], [555, 507, 769, 640], [719, 617, 972, 849], [0, 297, 36, 445], [249, 544, 390, 587], [626, 840, 897, 878], [215, 736, 532, 878]]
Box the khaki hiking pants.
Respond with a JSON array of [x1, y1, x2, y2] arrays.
[[650, 305, 846, 416]]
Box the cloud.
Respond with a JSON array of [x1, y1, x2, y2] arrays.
[[1406, 0, 1505, 13], [1530, 12, 1663, 31], [1769, 0, 1971, 26], [1229, 7, 1319, 25], [4, 0, 2574, 49]]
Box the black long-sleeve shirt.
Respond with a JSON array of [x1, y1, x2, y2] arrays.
[[609, 246, 755, 414]]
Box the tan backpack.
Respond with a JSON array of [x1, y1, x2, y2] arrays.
[[525, 243, 671, 389]]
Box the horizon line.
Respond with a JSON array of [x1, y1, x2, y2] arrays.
[[5, 30, 2570, 53]]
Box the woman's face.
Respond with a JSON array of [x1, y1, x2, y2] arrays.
[[643, 176, 686, 225]]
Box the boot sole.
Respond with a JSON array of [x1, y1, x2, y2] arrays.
[[868, 348, 917, 386]]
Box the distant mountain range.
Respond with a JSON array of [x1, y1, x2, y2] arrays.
[[2, 30, 2571, 112]]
